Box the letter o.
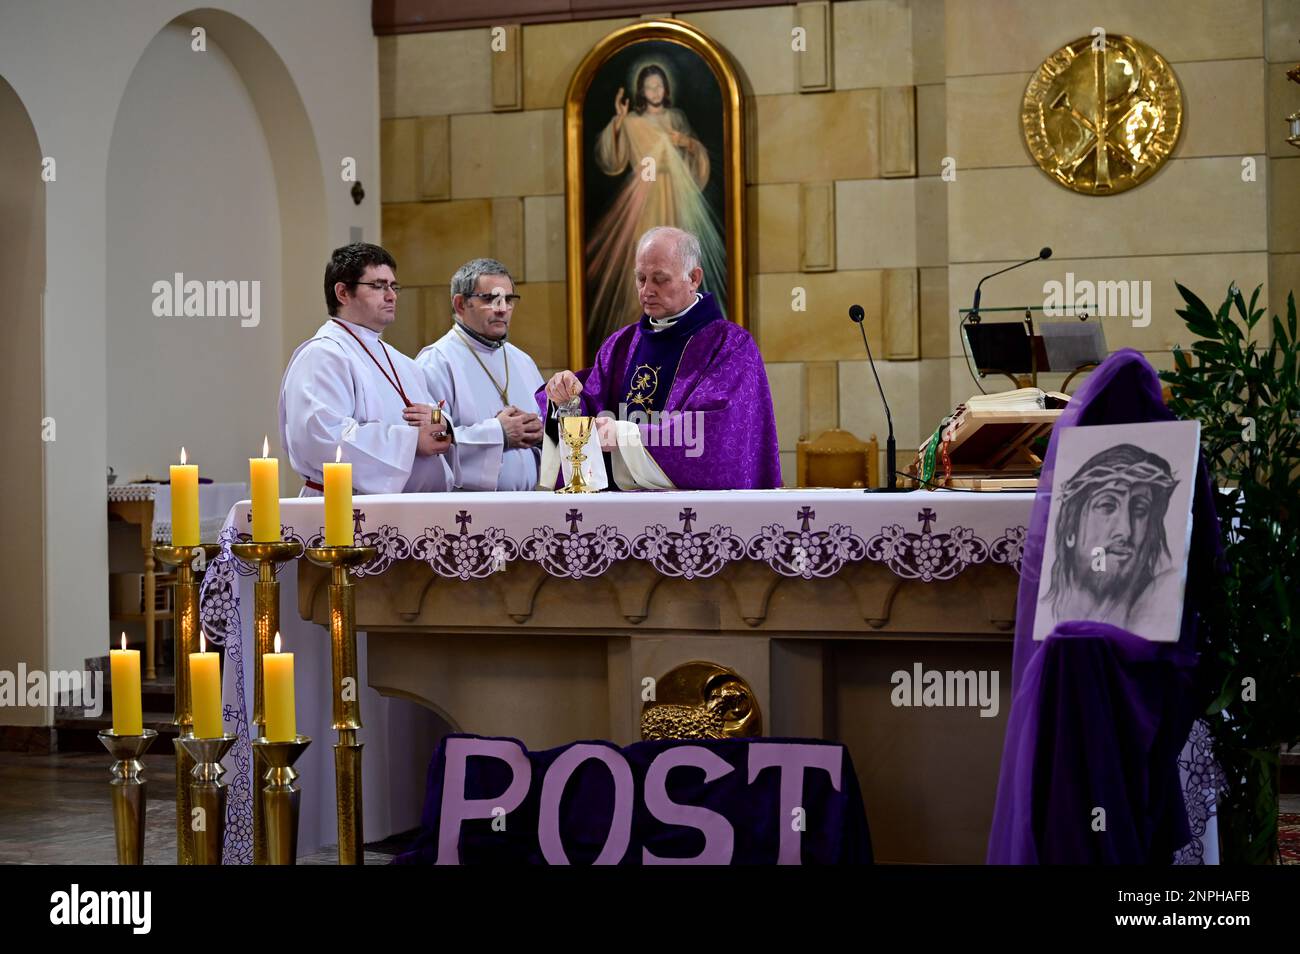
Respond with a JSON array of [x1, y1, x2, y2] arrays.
[[537, 743, 634, 865]]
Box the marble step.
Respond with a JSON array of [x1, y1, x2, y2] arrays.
[[53, 711, 180, 753], [76, 654, 175, 711]]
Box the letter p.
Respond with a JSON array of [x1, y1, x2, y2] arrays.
[[436, 737, 531, 864]]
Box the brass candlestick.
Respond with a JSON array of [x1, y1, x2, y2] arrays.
[[229, 538, 304, 865], [155, 542, 221, 865], [304, 544, 377, 865], [557, 414, 596, 494], [252, 736, 312, 865], [97, 729, 158, 865], [175, 734, 237, 865]]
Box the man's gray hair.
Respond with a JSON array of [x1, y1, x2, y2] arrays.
[[636, 227, 701, 279], [450, 258, 515, 310]]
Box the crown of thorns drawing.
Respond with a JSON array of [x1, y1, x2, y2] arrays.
[[1059, 458, 1177, 503]]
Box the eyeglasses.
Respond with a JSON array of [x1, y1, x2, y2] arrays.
[[465, 292, 521, 307], [354, 280, 402, 294]]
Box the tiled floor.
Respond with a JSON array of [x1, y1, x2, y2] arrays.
[[0, 750, 399, 865]]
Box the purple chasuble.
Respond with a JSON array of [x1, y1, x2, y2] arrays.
[[535, 293, 782, 489], [987, 349, 1224, 864], [619, 297, 719, 414]]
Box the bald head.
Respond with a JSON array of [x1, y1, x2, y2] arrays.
[[634, 227, 704, 318]]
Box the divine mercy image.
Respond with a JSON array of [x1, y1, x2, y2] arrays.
[[582, 41, 728, 349]]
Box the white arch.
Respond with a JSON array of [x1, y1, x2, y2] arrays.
[[109, 7, 329, 395], [0, 74, 47, 731]]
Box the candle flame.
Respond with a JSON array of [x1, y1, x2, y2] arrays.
[[262, 435, 269, 458], [335, 445, 342, 464], [180, 446, 188, 465], [200, 631, 207, 653], [120, 632, 127, 651], [274, 631, 282, 653]]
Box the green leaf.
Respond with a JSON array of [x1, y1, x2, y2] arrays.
[[1173, 282, 1300, 783], [1207, 681, 1235, 716]]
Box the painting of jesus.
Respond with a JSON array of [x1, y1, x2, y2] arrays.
[[565, 20, 746, 366]]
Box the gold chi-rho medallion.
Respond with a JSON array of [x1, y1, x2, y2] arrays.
[[1022, 33, 1183, 195]]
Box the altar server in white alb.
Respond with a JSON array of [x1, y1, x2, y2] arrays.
[[280, 243, 456, 495], [415, 258, 545, 490]]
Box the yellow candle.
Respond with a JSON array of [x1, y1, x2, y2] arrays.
[[109, 634, 142, 736], [190, 632, 223, 739], [323, 445, 352, 546], [263, 632, 296, 742], [250, 435, 281, 542], [170, 447, 199, 547]]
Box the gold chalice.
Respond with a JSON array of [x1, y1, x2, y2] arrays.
[[557, 414, 595, 494]]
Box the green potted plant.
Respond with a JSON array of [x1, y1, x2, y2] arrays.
[[1160, 283, 1300, 864]]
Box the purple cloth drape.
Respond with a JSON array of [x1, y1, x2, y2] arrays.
[[987, 349, 1224, 863]]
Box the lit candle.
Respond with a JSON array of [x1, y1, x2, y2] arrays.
[[190, 632, 223, 739], [250, 435, 281, 542], [109, 633, 142, 736], [323, 445, 352, 546], [170, 447, 200, 547], [263, 632, 296, 742]]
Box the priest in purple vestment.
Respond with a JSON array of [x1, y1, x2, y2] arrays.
[[537, 226, 781, 490]]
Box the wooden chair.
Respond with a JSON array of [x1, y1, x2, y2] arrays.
[[796, 429, 880, 488]]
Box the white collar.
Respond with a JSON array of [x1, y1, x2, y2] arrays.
[[648, 293, 703, 330], [331, 316, 385, 344], [451, 321, 507, 354]]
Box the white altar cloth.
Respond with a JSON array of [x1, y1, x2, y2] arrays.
[[107, 480, 248, 542], [211, 488, 1035, 582]]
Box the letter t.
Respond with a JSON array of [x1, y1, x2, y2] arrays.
[[747, 743, 843, 865]]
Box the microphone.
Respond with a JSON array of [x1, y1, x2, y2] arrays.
[[962, 247, 1054, 394], [969, 247, 1052, 323], [849, 304, 903, 492]]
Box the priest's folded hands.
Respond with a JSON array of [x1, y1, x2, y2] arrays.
[[497, 405, 544, 450], [401, 404, 453, 457]]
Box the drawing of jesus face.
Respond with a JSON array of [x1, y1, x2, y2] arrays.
[[1045, 442, 1178, 620], [1074, 482, 1155, 598]]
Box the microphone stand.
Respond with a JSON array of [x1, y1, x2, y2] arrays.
[[962, 248, 1053, 392], [968, 250, 1052, 325], [850, 308, 906, 493]]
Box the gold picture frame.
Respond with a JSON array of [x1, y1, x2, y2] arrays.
[[563, 18, 747, 369]]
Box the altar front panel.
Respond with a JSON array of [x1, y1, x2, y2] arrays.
[[294, 529, 1023, 864]]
